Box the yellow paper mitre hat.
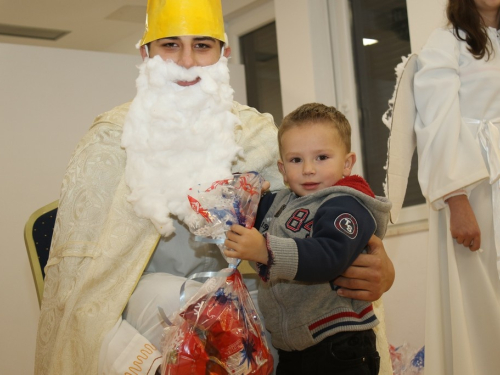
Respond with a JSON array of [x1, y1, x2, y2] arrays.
[[140, 0, 225, 46]]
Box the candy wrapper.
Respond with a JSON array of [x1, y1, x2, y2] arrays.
[[160, 269, 274, 375], [390, 343, 425, 375], [187, 172, 265, 267]]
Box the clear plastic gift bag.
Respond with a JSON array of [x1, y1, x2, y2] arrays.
[[159, 171, 273, 374], [160, 269, 274, 375], [187, 171, 265, 267]]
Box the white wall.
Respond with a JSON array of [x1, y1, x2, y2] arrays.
[[0, 43, 141, 374], [0, 41, 246, 374], [383, 230, 428, 349], [407, 0, 447, 52]]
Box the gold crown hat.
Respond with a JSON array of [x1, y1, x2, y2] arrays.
[[140, 0, 226, 46]]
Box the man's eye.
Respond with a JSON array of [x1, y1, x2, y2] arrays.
[[195, 43, 211, 49], [161, 43, 178, 48]]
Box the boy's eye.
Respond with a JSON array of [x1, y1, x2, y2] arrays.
[[195, 43, 211, 49], [161, 42, 178, 48], [290, 157, 301, 163], [317, 155, 329, 161]]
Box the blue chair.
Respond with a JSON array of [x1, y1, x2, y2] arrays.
[[24, 200, 58, 307], [22, 200, 254, 306]]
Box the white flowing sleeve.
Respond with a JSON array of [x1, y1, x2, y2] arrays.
[[414, 29, 489, 210]]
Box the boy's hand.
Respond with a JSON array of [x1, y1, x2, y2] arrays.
[[224, 224, 268, 264]]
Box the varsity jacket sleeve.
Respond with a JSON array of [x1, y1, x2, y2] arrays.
[[260, 195, 376, 282]]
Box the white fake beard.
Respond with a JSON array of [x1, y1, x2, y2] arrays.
[[121, 55, 242, 236]]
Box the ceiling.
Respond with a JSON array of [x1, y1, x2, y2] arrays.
[[0, 0, 270, 55]]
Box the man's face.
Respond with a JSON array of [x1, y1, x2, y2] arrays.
[[124, 33, 239, 234], [140, 35, 231, 86]]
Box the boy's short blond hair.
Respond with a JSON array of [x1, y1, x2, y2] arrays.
[[278, 103, 351, 157]]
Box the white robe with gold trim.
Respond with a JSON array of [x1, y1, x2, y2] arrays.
[[35, 101, 393, 374]]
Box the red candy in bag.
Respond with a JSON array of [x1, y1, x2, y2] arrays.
[[162, 320, 209, 375], [161, 271, 273, 375]]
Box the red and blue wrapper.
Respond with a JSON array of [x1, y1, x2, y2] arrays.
[[160, 172, 273, 374], [160, 270, 274, 374], [187, 172, 265, 266]]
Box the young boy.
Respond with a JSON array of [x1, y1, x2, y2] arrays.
[[224, 103, 391, 375]]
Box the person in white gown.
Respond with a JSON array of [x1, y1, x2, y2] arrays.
[[414, 0, 500, 374]]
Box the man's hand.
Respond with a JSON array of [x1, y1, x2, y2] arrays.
[[447, 195, 481, 251], [333, 235, 395, 301], [224, 225, 268, 264]]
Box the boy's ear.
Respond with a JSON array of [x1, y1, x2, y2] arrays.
[[277, 160, 288, 183], [343, 152, 356, 177]]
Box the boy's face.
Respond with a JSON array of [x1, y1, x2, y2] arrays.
[[140, 35, 231, 86], [278, 121, 355, 197]]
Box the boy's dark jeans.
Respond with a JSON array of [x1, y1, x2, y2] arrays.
[[276, 329, 380, 375]]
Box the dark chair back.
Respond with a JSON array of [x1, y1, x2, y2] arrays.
[[24, 200, 58, 307]]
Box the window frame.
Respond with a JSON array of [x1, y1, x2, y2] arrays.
[[224, 1, 276, 66], [327, 0, 428, 235]]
